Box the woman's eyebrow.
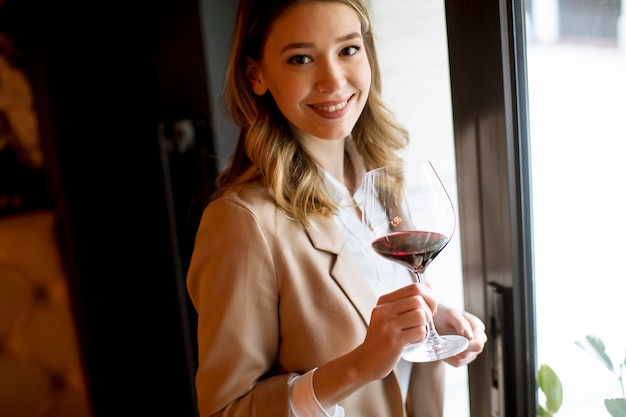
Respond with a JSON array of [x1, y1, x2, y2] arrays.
[[280, 32, 363, 54]]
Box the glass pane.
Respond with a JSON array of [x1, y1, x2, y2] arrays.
[[527, 0, 626, 414], [371, 1, 470, 416]]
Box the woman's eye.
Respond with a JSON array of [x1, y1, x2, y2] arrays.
[[340, 45, 361, 56], [287, 55, 312, 65]]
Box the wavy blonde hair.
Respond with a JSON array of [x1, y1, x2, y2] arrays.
[[213, 0, 409, 226]]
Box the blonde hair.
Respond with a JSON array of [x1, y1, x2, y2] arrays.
[[214, 0, 409, 226]]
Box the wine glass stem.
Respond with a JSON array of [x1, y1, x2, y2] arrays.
[[413, 270, 444, 345]]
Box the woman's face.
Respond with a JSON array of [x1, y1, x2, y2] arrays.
[[247, 2, 371, 143]]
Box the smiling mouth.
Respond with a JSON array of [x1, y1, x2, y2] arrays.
[[312, 100, 348, 112]]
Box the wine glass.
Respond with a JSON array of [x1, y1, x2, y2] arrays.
[[361, 159, 469, 362]]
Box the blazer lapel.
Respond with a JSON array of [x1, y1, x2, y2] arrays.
[[304, 216, 378, 326], [305, 216, 406, 417]]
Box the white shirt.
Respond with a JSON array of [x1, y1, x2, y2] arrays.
[[290, 159, 414, 417]]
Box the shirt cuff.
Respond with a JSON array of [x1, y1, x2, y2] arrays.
[[290, 368, 345, 417]]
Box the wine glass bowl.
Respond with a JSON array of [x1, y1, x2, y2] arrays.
[[362, 160, 469, 362]]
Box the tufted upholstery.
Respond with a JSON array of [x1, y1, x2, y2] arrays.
[[0, 210, 93, 417]]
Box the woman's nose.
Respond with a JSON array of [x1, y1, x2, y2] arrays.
[[315, 58, 345, 93]]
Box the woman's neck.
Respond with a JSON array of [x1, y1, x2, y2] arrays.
[[297, 134, 348, 185]]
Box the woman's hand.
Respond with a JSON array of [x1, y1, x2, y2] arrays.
[[312, 283, 437, 409], [357, 283, 437, 380], [434, 305, 487, 367]]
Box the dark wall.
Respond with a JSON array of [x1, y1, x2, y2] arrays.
[[15, 1, 218, 415]]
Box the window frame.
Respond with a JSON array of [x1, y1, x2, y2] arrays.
[[444, 0, 538, 415]]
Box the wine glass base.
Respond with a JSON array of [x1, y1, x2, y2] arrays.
[[401, 335, 469, 363]]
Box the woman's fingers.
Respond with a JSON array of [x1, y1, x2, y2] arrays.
[[369, 283, 435, 347], [398, 307, 430, 344], [378, 283, 437, 315], [437, 307, 488, 367]]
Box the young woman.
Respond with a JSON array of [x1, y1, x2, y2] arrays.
[[186, 1, 487, 416]]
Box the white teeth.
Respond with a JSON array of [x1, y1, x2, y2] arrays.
[[315, 101, 347, 112]]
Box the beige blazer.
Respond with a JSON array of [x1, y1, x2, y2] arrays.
[[186, 180, 444, 417]]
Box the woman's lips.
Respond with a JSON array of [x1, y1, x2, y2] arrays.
[[312, 100, 348, 112], [309, 96, 353, 118]]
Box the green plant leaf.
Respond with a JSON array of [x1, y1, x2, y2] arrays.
[[538, 364, 563, 413], [575, 335, 614, 372], [604, 398, 626, 417], [539, 406, 553, 417], [538, 405, 551, 417]]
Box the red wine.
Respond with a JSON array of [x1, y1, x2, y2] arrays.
[[371, 230, 449, 272]]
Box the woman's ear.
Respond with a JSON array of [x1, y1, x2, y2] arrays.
[[246, 57, 268, 96]]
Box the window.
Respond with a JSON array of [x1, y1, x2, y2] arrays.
[[527, 1, 626, 415], [445, 0, 626, 415]]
